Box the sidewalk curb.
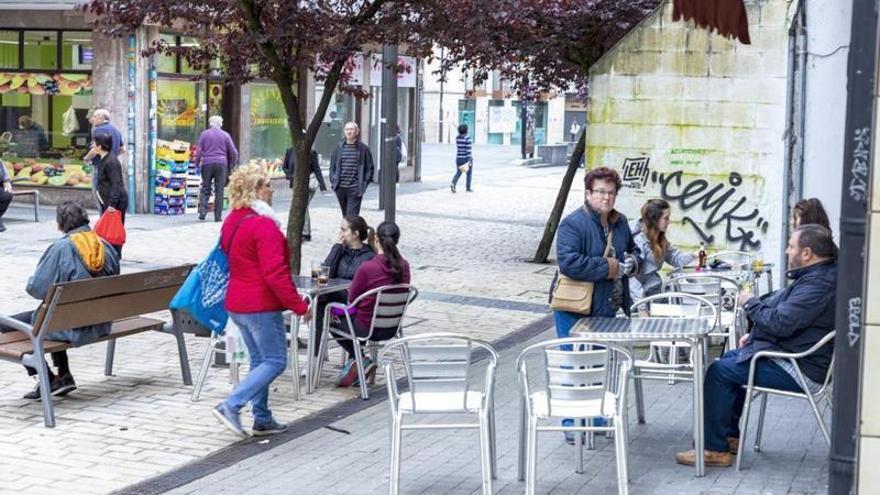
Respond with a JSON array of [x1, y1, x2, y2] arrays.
[[111, 314, 554, 495]]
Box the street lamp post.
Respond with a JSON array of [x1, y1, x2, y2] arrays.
[[379, 43, 398, 222]]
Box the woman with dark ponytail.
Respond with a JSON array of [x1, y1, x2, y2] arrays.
[[334, 221, 411, 387]]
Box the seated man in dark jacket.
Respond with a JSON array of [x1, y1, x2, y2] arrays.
[[676, 224, 837, 467], [0, 201, 120, 399]]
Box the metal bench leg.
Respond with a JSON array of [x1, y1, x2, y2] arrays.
[[174, 327, 192, 385], [104, 340, 116, 376], [29, 350, 56, 427]]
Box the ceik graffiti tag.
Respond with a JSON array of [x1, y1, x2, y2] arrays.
[[650, 170, 769, 251]]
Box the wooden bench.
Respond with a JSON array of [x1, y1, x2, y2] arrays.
[[0, 265, 195, 427], [11, 189, 40, 222]]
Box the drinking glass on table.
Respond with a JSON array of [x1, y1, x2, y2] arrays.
[[311, 260, 321, 280], [317, 265, 330, 286]]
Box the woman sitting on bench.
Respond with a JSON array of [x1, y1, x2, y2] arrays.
[[0, 201, 119, 399]]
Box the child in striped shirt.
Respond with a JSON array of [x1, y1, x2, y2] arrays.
[[451, 124, 473, 193]]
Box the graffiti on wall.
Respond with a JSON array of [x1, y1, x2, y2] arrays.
[[849, 127, 870, 203], [619, 152, 769, 251], [654, 170, 769, 251]]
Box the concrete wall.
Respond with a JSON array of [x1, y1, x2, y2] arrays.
[[585, 0, 791, 269], [858, 84, 880, 493], [802, 0, 852, 234]]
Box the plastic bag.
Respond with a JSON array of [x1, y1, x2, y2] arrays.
[[62, 106, 80, 136], [169, 243, 230, 334], [94, 210, 127, 246]]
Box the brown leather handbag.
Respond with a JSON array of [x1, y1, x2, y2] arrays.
[[549, 230, 613, 314]]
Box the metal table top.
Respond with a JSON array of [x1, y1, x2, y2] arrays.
[[292, 275, 352, 297], [572, 316, 712, 340]]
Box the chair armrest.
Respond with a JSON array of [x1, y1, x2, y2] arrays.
[[383, 363, 400, 415], [0, 314, 34, 338], [751, 331, 836, 362]]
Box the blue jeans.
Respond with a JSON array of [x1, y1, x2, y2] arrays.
[[704, 349, 802, 452], [451, 158, 473, 190], [225, 311, 288, 424]]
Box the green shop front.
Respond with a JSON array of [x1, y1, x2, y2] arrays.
[[0, 28, 96, 203]]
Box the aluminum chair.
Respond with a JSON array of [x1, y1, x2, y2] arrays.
[[516, 338, 634, 495], [736, 331, 835, 471], [663, 273, 744, 353], [628, 293, 716, 424], [316, 284, 418, 399], [379, 333, 498, 495]]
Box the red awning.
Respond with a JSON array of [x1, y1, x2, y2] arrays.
[[672, 0, 751, 45]]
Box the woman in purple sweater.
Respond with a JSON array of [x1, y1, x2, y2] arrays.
[[335, 221, 411, 387]]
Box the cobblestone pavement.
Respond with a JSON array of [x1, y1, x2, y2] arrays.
[[0, 145, 582, 493], [164, 324, 830, 495]]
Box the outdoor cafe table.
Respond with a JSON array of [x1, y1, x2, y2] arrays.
[[291, 275, 352, 396], [571, 316, 712, 477]]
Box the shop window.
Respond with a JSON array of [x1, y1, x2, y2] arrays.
[[180, 37, 202, 75], [23, 31, 57, 71], [62, 31, 93, 70], [156, 78, 205, 145], [157, 33, 177, 73], [0, 30, 18, 69], [248, 83, 289, 178]]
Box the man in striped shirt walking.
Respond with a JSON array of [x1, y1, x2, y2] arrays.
[[451, 124, 473, 193], [329, 122, 374, 216]]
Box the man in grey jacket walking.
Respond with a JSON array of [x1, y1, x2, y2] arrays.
[[329, 122, 374, 217]]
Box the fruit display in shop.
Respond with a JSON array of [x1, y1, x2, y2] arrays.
[[0, 73, 92, 96], [1, 157, 92, 188]]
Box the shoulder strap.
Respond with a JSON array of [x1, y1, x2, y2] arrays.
[[602, 229, 614, 257], [223, 213, 258, 254]]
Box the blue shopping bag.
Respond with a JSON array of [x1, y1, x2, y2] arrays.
[[170, 242, 230, 335]]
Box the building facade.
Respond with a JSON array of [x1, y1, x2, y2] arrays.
[[0, 3, 421, 212], [420, 54, 573, 147]]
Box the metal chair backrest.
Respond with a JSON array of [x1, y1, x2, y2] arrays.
[[347, 284, 418, 341], [708, 250, 754, 270], [517, 338, 633, 418], [663, 274, 740, 328], [379, 333, 497, 413], [630, 292, 718, 330]]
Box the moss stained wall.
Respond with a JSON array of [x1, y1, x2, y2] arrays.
[[586, 0, 792, 261]]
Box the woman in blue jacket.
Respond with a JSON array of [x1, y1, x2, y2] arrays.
[[550, 166, 637, 442]]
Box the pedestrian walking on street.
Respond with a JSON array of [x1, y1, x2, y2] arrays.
[[450, 124, 473, 193], [94, 132, 129, 258], [335, 221, 410, 387], [329, 122, 374, 217], [213, 164, 311, 438], [194, 115, 239, 222], [312, 215, 375, 355], [0, 159, 12, 232], [282, 147, 327, 241], [0, 202, 119, 399], [549, 166, 637, 443], [83, 109, 124, 209]]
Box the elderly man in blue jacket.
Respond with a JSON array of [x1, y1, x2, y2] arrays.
[[676, 223, 837, 468]]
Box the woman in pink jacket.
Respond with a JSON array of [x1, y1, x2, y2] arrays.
[[212, 164, 311, 438]]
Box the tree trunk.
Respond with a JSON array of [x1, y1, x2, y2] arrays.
[[285, 145, 311, 275], [532, 129, 585, 263]]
